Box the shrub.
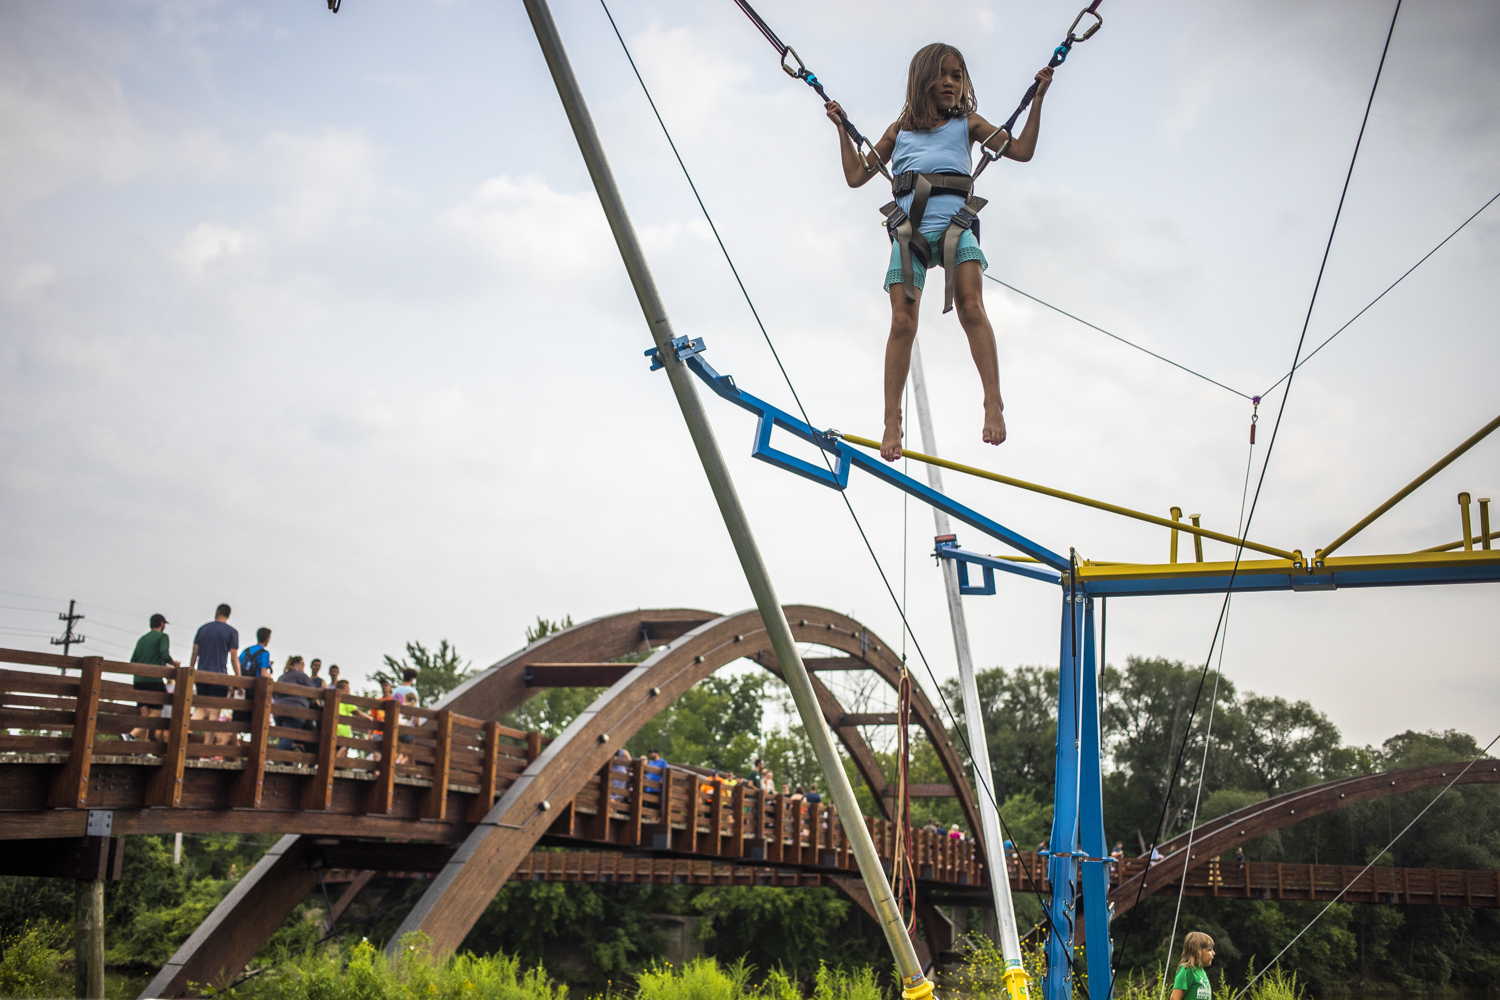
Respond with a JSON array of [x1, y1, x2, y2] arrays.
[[0, 923, 69, 999]]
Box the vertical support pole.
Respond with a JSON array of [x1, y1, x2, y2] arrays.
[[1169, 508, 1183, 563], [1046, 591, 1083, 1000], [1189, 515, 1205, 562], [1458, 492, 1474, 551], [74, 876, 104, 999], [1078, 599, 1114, 1000], [520, 0, 930, 988], [147, 667, 193, 807], [423, 710, 453, 821], [51, 657, 103, 808], [1478, 497, 1491, 549]]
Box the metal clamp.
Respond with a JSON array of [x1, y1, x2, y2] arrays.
[[644, 335, 708, 371], [780, 46, 806, 79], [1068, 8, 1103, 42]]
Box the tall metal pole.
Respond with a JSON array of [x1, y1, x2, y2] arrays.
[[910, 344, 1030, 1000], [520, 1, 931, 992]]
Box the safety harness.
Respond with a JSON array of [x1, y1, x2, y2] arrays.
[[880, 154, 993, 314]]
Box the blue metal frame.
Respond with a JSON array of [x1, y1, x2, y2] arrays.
[[657, 341, 1500, 1000]]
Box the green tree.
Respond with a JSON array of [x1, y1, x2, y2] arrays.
[[377, 640, 474, 705], [942, 665, 1058, 803], [526, 615, 574, 643]]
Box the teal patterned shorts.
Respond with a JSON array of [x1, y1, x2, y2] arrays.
[[884, 229, 987, 292]]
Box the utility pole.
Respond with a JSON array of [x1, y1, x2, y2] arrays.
[[51, 599, 86, 666]]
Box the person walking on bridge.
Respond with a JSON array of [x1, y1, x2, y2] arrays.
[[189, 604, 238, 749], [273, 655, 317, 752], [129, 613, 178, 741]]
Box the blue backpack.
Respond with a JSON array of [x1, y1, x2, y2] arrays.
[[242, 645, 270, 677]]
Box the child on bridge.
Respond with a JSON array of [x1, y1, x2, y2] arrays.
[[826, 43, 1053, 462]]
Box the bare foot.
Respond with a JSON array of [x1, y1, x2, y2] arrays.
[[983, 401, 1007, 446], [881, 416, 904, 463]]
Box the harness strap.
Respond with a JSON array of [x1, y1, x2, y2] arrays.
[[939, 195, 988, 314], [883, 172, 982, 309]]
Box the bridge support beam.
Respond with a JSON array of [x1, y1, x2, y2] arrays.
[[140, 836, 321, 999]]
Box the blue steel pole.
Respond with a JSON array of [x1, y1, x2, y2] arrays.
[[1046, 590, 1083, 1000], [1079, 598, 1114, 999]]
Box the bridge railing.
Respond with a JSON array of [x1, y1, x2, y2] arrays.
[[559, 756, 985, 886], [0, 648, 540, 815]]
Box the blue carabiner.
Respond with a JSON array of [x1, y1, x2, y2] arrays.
[[1052, 42, 1071, 64], [804, 72, 819, 87]]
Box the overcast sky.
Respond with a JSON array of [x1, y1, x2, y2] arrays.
[[2, 0, 1496, 752]]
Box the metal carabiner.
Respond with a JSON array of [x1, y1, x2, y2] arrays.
[[971, 130, 1010, 181], [858, 141, 893, 181], [780, 46, 807, 79], [1068, 8, 1103, 43]]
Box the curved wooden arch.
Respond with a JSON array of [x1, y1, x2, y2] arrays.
[[391, 603, 984, 957], [437, 605, 977, 830], [1110, 759, 1500, 916]]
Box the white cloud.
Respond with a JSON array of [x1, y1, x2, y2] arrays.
[[265, 129, 388, 237], [11, 262, 57, 295], [179, 223, 254, 277], [444, 175, 616, 284]]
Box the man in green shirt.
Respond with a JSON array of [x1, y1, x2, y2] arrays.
[[130, 614, 179, 741]]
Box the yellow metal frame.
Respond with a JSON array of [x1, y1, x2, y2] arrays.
[[844, 412, 1500, 580]]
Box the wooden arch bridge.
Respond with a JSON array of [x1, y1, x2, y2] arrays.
[[0, 607, 1495, 998]]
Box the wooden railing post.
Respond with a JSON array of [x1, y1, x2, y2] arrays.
[[468, 721, 502, 822], [146, 667, 193, 807], [770, 793, 786, 863], [706, 778, 724, 856], [231, 674, 273, 808], [627, 758, 646, 846], [49, 657, 104, 808], [730, 781, 746, 858], [423, 710, 453, 820], [526, 730, 541, 763], [367, 698, 400, 815], [302, 687, 342, 810], [589, 760, 612, 840]]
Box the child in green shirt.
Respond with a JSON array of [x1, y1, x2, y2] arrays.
[[1170, 931, 1215, 1000]]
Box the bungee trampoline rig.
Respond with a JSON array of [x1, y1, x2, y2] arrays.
[[514, 1, 1500, 999]]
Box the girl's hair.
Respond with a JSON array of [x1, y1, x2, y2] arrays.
[[897, 43, 977, 131], [285, 655, 304, 669], [1179, 931, 1214, 969]]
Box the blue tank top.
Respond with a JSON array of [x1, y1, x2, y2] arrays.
[[891, 116, 972, 234]]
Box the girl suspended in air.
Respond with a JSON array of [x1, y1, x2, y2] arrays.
[[825, 44, 1053, 462]]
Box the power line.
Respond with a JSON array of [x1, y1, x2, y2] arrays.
[[1259, 186, 1500, 398], [983, 274, 1255, 400]]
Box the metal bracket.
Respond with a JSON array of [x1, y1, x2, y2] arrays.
[[644, 335, 708, 371], [934, 537, 1064, 588], [86, 810, 113, 837]]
